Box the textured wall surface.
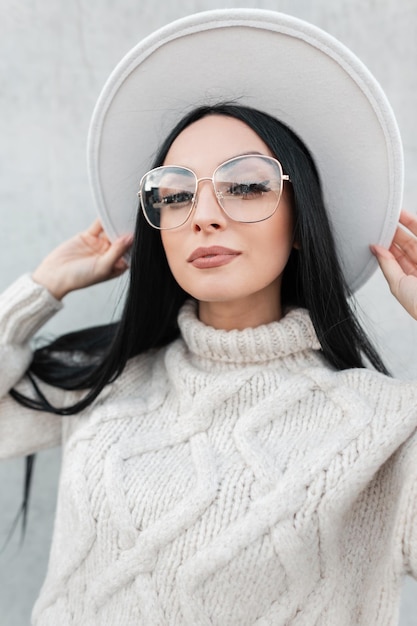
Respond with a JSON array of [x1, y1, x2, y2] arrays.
[[0, 0, 416, 624]]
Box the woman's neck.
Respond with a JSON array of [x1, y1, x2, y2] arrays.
[[197, 287, 283, 331]]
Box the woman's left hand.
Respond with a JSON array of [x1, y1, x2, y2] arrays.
[[371, 210, 417, 320]]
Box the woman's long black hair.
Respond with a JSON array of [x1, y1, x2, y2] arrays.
[[13, 102, 390, 410], [9, 103, 388, 534], [14, 102, 389, 410]]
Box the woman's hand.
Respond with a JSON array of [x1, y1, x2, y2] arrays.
[[371, 210, 417, 320], [32, 220, 133, 300]]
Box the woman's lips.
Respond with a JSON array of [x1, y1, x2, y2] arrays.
[[187, 246, 241, 269]]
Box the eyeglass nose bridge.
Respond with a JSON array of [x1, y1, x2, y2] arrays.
[[191, 175, 225, 212]]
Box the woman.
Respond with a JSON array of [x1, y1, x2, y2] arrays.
[[2, 10, 417, 626]]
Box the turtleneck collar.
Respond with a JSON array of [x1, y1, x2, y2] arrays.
[[177, 300, 321, 365]]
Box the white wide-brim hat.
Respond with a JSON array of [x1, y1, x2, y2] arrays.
[[87, 9, 403, 292]]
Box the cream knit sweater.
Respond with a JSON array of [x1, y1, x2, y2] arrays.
[[1, 275, 417, 626]]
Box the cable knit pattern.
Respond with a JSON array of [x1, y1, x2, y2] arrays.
[[1, 277, 417, 625]]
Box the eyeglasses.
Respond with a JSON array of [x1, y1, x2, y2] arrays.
[[137, 154, 291, 230]]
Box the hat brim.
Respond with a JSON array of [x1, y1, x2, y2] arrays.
[[87, 9, 403, 292]]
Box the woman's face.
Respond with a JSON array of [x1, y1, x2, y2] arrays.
[[160, 115, 295, 330]]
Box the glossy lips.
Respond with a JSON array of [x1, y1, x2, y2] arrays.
[[187, 246, 241, 269]]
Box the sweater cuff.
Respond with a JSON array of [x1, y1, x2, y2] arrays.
[[0, 274, 63, 345]]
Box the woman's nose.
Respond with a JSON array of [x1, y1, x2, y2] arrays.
[[190, 179, 227, 232]]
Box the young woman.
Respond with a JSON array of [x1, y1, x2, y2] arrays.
[[1, 10, 417, 626]]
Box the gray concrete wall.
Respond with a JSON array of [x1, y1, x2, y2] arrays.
[[0, 0, 416, 624]]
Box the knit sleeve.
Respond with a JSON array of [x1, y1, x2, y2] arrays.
[[0, 275, 64, 458], [400, 430, 417, 578]]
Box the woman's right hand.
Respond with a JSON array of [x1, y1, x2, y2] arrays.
[[31, 219, 133, 300], [371, 210, 417, 320]]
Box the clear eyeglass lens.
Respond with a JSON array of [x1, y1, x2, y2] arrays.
[[141, 166, 196, 229], [140, 155, 283, 229], [214, 156, 282, 222]]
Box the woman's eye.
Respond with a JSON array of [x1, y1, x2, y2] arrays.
[[161, 191, 193, 207], [227, 181, 270, 198]]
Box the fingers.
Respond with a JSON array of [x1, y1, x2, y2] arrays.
[[390, 221, 417, 275], [370, 245, 404, 293], [389, 211, 417, 277], [389, 239, 417, 276], [80, 220, 134, 280], [370, 210, 417, 319], [399, 209, 417, 236], [99, 233, 134, 276], [87, 218, 105, 237], [86, 219, 134, 266], [370, 245, 401, 290], [86, 219, 134, 255]]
